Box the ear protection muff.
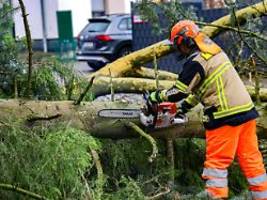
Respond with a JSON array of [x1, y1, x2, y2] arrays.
[[173, 28, 195, 50]]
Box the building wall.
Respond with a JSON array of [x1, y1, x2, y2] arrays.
[[58, 0, 92, 37], [92, 0, 105, 11], [13, 0, 92, 40], [43, 0, 59, 38], [12, 0, 46, 39], [91, 0, 105, 16], [105, 0, 127, 14], [125, 0, 137, 13], [104, 0, 137, 14]]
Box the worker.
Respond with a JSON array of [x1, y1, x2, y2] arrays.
[[149, 20, 267, 199]]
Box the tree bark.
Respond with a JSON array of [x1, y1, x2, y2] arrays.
[[91, 77, 173, 97], [90, 1, 267, 79], [121, 67, 177, 80], [0, 183, 48, 200], [91, 77, 267, 102], [18, 0, 33, 97], [0, 100, 266, 140]]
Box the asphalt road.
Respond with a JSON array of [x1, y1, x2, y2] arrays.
[[74, 61, 95, 75]]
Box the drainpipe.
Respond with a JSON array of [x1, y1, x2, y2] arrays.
[[40, 0, 47, 52]]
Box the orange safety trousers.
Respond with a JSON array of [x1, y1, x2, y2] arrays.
[[202, 119, 267, 200]]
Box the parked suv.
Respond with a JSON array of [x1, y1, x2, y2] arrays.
[[76, 14, 132, 69]]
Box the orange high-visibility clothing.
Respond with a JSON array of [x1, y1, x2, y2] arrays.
[[202, 119, 267, 199]]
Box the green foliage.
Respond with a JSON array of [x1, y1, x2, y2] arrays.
[[0, 122, 250, 199], [15, 55, 94, 101], [136, 0, 267, 73], [99, 139, 171, 198], [100, 139, 169, 181], [228, 164, 248, 197], [0, 124, 100, 199], [136, 0, 198, 36], [0, 2, 25, 96], [22, 57, 75, 100], [174, 139, 205, 194], [223, 15, 267, 74], [104, 177, 145, 200]]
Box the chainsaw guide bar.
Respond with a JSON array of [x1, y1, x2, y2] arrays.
[[98, 109, 141, 119]]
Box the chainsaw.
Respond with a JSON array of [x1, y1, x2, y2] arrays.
[[98, 94, 188, 129]]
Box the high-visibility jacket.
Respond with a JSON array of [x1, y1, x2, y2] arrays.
[[156, 50, 258, 129]]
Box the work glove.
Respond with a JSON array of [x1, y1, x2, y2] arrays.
[[142, 91, 159, 116], [148, 91, 161, 103], [175, 107, 187, 119], [175, 100, 190, 119]]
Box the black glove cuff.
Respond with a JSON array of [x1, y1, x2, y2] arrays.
[[180, 100, 193, 113]]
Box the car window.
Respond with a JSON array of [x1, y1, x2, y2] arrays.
[[127, 18, 132, 30], [118, 17, 131, 30], [83, 21, 110, 33], [118, 18, 128, 30]]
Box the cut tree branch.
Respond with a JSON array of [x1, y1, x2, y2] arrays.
[[90, 77, 267, 102], [89, 1, 267, 79], [145, 187, 171, 200], [195, 21, 267, 42], [27, 113, 62, 123], [125, 122, 158, 162], [231, 3, 267, 65], [0, 183, 48, 200], [74, 76, 95, 105]]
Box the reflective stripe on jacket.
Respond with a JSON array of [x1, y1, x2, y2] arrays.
[[188, 51, 254, 120], [159, 50, 258, 129]]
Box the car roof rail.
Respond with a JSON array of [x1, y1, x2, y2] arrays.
[[88, 13, 130, 21], [106, 13, 130, 17]]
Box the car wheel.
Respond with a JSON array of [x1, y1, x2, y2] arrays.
[[117, 46, 132, 58]]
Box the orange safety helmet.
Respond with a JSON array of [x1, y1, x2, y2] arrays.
[[169, 20, 221, 55]]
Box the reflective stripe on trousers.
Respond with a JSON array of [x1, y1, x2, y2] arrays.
[[252, 190, 267, 199], [202, 167, 228, 198], [203, 120, 266, 199], [206, 178, 228, 188], [248, 174, 267, 186], [248, 173, 267, 199], [202, 168, 227, 178]]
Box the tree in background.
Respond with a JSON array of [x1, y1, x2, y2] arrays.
[[136, 0, 267, 73], [0, 0, 25, 97]]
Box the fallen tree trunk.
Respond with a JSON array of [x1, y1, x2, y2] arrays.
[[90, 1, 267, 78], [91, 77, 173, 97], [91, 77, 267, 102], [120, 67, 178, 80], [0, 99, 266, 139], [246, 86, 267, 102]]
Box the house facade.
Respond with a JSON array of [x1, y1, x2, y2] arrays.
[[12, 0, 136, 51]]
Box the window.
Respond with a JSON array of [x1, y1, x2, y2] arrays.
[[118, 18, 132, 30], [127, 17, 132, 30], [84, 21, 110, 33]]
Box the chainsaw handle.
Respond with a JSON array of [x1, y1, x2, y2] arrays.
[[143, 91, 158, 116], [142, 91, 159, 128]]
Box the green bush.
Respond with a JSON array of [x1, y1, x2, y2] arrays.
[[0, 124, 100, 199], [0, 2, 25, 97], [25, 57, 75, 100]]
